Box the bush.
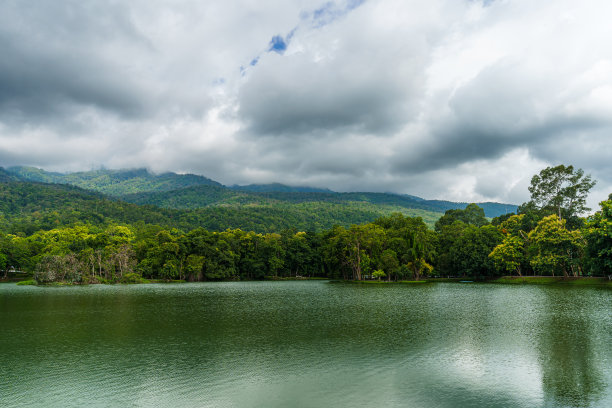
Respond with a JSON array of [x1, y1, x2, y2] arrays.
[[120, 272, 148, 284], [16, 279, 36, 286]]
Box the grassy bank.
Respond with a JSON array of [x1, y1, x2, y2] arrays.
[[330, 276, 612, 287], [490, 276, 612, 287], [263, 276, 328, 281], [331, 279, 429, 284]]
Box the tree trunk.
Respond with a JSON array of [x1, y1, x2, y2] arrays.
[[353, 243, 362, 281]]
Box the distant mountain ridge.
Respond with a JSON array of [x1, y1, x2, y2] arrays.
[[7, 166, 221, 196], [230, 183, 333, 193], [122, 186, 515, 218], [0, 167, 20, 182], [0, 176, 431, 233], [4, 166, 518, 218]]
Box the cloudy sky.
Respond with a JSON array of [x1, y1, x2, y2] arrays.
[[1, 0, 611, 207]]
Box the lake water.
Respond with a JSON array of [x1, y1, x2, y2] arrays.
[[1, 281, 611, 407]]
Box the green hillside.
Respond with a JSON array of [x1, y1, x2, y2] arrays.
[[6, 166, 221, 196], [230, 183, 333, 193], [121, 185, 514, 218], [0, 178, 439, 233], [0, 168, 19, 182], [5, 166, 517, 220]]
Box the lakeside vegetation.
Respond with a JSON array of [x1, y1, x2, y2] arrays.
[[0, 165, 610, 285], [489, 276, 612, 286]]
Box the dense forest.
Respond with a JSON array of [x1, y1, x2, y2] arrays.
[[4, 166, 516, 218], [1, 165, 610, 284]]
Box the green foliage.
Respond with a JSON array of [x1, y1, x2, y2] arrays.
[[434, 221, 467, 276], [584, 195, 612, 277], [490, 276, 612, 285], [528, 215, 585, 277], [0, 179, 443, 233], [435, 220, 503, 279], [405, 258, 433, 281], [7, 166, 516, 220], [321, 223, 386, 281], [7, 166, 221, 196], [435, 203, 489, 232], [0, 167, 523, 238], [1, 165, 607, 283], [379, 249, 400, 281], [527, 164, 596, 222], [16, 279, 36, 285], [489, 235, 525, 276], [120, 272, 148, 284]]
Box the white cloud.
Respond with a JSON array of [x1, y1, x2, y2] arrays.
[[1, 0, 611, 205]]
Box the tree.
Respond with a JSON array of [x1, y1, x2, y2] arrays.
[[584, 194, 612, 278], [184, 254, 205, 281], [161, 259, 179, 280], [449, 225, 503, 279], [263, 233, 285, 277], [344, 224, 385, 281], [405, 230, 436, 280], [406, 257, 433, 281], [372, 269, 386, 281], [527, 165, 596, 221], [435, 220, 468, 276], [379, 249, 400, 281], [528, 215, 585, 277], [489, 235, 525, 276], [435, 204, 489, 232]]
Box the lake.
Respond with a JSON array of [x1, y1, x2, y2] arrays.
[[1, 281, 611, 407]]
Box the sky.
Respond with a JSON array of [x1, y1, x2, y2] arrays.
[[0, 0, 611, 208]]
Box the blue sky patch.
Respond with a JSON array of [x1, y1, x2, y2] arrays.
[[310, 0, 366, 28], [269, 35, 287, 53]]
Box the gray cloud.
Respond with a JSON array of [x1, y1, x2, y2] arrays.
[[237, 6, 428, 138], [1, 0, 611, 208], [0, 1, 151, 122], [238, 57, 412, 136]]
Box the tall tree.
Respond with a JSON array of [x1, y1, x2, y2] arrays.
[[527, 165, 596, 221]]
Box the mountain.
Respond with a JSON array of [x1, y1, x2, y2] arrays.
[[0, 167, 20, 182], [230, 183, 334, 193], [0, 177, 440, 233], [5, 166, 518, 222], [6, 166, 221, 196], [122, 186, 516, 218]]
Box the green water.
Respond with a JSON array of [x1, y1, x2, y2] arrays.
[[1, 281, 611, 407]]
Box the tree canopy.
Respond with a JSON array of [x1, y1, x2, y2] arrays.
[[527, 164, 596, 220]]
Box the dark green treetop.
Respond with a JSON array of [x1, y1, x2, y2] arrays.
[[434, 203, 488, 232]]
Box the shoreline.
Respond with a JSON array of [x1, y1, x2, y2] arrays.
[[332, 276, 612, 287], [5, 275, 612, 288]]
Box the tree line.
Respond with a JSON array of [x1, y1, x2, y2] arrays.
[[1, 165, 610, 283]]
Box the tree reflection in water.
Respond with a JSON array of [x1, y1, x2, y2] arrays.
[[537, 290, 605, 407]]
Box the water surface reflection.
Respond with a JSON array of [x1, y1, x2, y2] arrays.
[[1, 282, 611, 407]]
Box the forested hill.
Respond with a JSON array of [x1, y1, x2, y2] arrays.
[[6, 166, 221, 196], [0, 168, 20, 182], [0, 178, 440, 234], [121, 185, 515, 218], [229, 183, 333, 193], [4, 166, 517, 219]]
